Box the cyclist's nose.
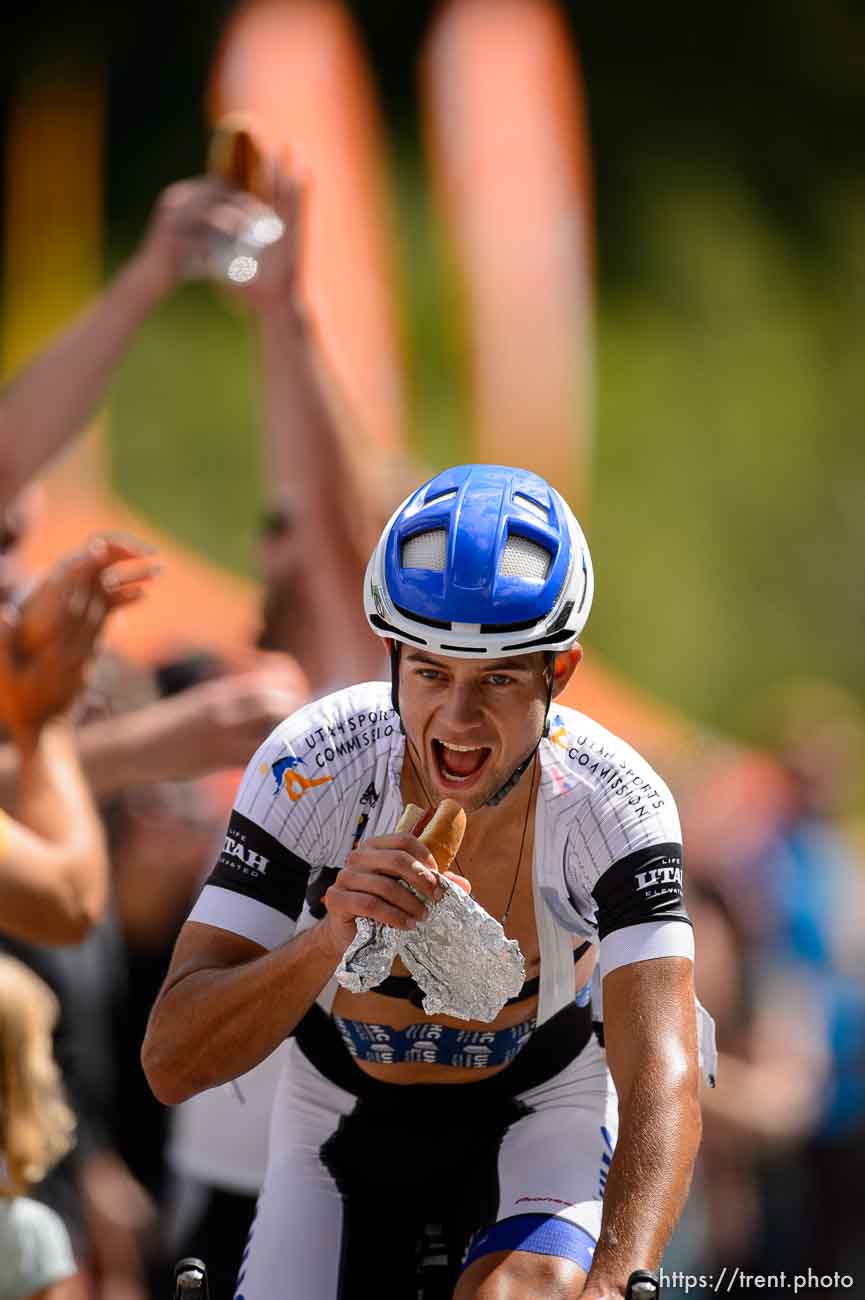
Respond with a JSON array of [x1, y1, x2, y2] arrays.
[[436, 681, 484, 733]]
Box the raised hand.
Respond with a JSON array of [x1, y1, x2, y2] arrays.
[[0, 535, 158, 737], [15, 534, 158, 657], [131, 169, 301, 307], [231, 163, 303, 310]]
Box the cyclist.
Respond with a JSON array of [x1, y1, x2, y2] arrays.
[[144, 464, 707, 1299]]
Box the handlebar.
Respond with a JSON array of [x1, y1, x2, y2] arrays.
[[174, 1258, 210, 1300], [626, 1269, 660, 1299]]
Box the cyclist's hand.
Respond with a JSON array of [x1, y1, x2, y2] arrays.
[[318, 833, 452, 958]]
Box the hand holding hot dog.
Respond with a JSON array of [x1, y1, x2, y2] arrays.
[[317, 800, 471, 959]]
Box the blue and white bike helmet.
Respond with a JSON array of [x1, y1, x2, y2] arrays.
[[365, 464, 592, 804], [364, 463, 593, 658]]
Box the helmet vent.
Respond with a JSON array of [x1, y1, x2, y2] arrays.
[[514, 493, 549, 522], [402, 529, 448, 572], [499, 534, 551, 581]]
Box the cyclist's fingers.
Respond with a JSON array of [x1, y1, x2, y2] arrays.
[[331, 872, 429, 920], [323, 888, 420, 932], [345, 848, 443, 899], [346, 837, 439, 878], [356, 833, 438, 871], [443, 872, 472, 894]]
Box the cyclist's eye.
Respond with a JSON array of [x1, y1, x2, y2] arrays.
[[485, 675, 514, 687]]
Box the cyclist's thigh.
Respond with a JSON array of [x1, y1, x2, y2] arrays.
[[466, 1033, 618, 1271]]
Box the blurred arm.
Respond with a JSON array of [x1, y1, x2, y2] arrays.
[[249, 172, 386, 691], [143, 921, 340, 1104], [0, 258, 166, 509], [0, 174, 267, 509], [0, 536, 157, 942], [0, 719, 108, 943], [80, 667, 306, 796], [258, 303, 383, 681], [699, 966, 828, 1144], [0, 666, 305, 802]]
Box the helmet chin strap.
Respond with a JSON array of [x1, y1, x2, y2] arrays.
[[389, 642, 405, 734], [389, 643, 555, 807]]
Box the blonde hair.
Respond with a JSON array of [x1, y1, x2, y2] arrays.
[[0, 956, 75, 1197]]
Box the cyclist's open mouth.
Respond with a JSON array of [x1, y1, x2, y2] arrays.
[[431, 738, 492, 789]]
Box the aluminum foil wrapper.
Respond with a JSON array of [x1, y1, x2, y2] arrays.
[[336, 877, 526, 1021]]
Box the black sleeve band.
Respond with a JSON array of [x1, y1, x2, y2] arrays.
[[591, 842, 691, 942], [205, 809, 312, 921]]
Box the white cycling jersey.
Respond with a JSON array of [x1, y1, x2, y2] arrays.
[[187, 681, 713, 1298], [189, 680, 696, 1026]]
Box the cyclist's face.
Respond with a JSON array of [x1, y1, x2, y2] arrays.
[[398, 648, 579, 812]]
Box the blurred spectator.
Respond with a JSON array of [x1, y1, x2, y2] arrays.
[[0, 156, 419, 1296], [0, 520, 301, 1298], [740, 682, 865, 1286], [662, 879, 830, 1297], [0, 536, 157, 944], [0, 920, 155, 1300], [0, 954, 78, 1300], [146, 170, 427, 1295], [0, 643, 307, 810], [0, 166, 396, 694], [0, 639, 307, 1300], [0, 538, 158, 1300], [665, 680, 865, 1295]]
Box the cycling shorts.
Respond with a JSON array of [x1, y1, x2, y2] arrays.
[[233, 1005, 618, 1299]]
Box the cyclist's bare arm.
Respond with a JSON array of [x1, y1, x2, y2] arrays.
[[142, 922, 340, 1105], [581, 956, 702, 1300], [142, 831, 441, 1104]]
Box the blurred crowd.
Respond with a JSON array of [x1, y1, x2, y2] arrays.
[[0, 168, 398, 1300], [664, 683, 865, 1298], [0, 165, 863, 1300]]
